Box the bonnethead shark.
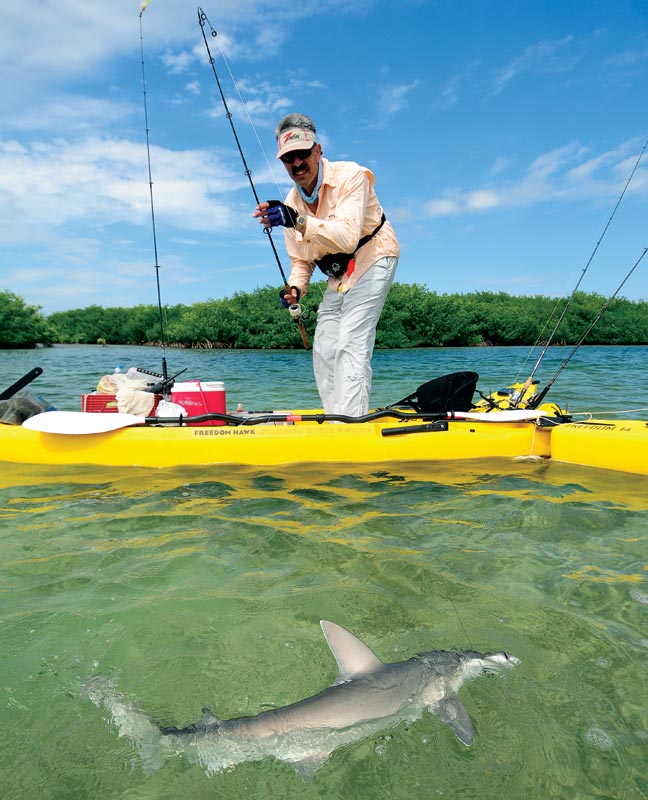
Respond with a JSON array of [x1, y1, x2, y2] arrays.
[[86, 620, 519, 779]]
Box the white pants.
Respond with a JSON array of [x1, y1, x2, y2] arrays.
[[313, 256, 398, 416]]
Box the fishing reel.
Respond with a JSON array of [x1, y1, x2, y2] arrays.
[[288, 303, 310, 322], [280, 286, 312, 322], [140, 367, 187, 396]]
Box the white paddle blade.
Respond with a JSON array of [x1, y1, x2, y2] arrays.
[[22, 411, 146, 435], [458, 410, 548, 422]]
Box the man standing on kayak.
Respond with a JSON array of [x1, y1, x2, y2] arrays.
[[253, 113, 399, 417]]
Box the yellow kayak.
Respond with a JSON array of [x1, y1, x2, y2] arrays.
[[1, 373, 646, 475], [2, 409, 554, 469]]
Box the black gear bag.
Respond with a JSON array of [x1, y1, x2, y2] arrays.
[[316, 213, 387, 278]]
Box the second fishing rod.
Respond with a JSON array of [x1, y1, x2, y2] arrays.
[[197, 7, 310, 349], [509, 135, 648, 408]]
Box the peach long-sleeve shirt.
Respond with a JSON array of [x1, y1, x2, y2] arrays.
[[283, 158, 399, 296]]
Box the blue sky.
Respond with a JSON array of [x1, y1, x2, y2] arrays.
[[1, 0, 646, 315]]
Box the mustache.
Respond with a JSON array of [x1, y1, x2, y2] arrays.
[[291, 164, 308, 176]]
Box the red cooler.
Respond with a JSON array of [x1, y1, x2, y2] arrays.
[[171, 381, 227, 426]]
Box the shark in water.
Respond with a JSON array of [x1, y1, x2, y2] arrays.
[[85, 620, 519, 779]]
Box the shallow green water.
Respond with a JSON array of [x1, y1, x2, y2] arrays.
[[1, 346, 647, 798]]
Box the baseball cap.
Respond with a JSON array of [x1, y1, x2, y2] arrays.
[[276, 127, 317, 159]]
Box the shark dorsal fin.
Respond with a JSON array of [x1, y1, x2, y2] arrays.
[[200, 707, 222, 729], [320, 621, 384, 682]]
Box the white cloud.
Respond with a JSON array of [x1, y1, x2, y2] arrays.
[[204, 76, 294, 129], [161, 49, 196, 74], [605, 43, 648, 69], [3, 97, 135, 136], [0, 0, 364, 107], [374, 81, 419, 124], [490, 156, 513, 177], [0, 136, 241, 245], [424, 198, 460, 217], [251, 25, 291, 58], [422, 139, 647, 218], [488, 36, 576, 96], [434, 74, 464, 110], [466, 190, 500, 211], [532, 142, 588, 174], [434, 63, 479, 110]]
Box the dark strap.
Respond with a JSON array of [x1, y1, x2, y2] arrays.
[[357, 212, 386, 252], [314, 212, 388, 279]]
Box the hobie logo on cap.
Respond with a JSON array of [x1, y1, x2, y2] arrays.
[[282, 131, 303, 144]]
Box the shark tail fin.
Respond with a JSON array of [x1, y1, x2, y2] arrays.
[[432, 693, 475, 746], [83, 675, 172, 773]]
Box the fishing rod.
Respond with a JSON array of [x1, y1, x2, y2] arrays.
[[528, 246, 648, 409], [139, 7, 169, 382], [510, 136, 648, 407], [196, 7, 311, 349]]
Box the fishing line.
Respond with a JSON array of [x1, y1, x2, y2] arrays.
[[199, 18, 307, 277], [197, 7, 310, 349], [529, 246, 648, 408], [509, 295, 568, 386], [511, 136, 648, 406], [568, 406, 648, 418], [139, 8, 168, 380], [211, 42, 288, 202], [448, 598, 473, 651]]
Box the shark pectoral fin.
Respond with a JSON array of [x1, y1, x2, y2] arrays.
[[289, 752, 330, 781], [320, 621, 384, 683], [432, 695, 475, 746]]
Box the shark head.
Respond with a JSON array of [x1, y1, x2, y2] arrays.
[[417, 649, 520, 678], [414, 648, 521, 746]]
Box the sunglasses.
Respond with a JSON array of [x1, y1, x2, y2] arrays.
[[280, 147, 315, 165]]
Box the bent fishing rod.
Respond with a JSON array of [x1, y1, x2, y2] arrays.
[[197, 7, 310, 349], [510, 135, 648, 407], [528, 246, 648, 409], [139, 8, 169, 382]]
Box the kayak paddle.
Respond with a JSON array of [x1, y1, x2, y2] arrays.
[[0, 367, 43, 401], [22, 408, 549, 435]]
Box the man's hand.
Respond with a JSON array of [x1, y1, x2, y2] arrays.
[[254, 201, 306, 235], [265, 200, 299, 228], [279, 286, 301, 308]]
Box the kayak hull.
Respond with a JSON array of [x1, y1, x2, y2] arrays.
[[1, 416, 552, 468], [2, 415, 646, 475]]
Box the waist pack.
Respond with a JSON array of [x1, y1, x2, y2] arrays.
[[315, 213, 387, 278]]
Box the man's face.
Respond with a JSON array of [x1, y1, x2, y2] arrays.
[[281, 143, 322, 193]]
